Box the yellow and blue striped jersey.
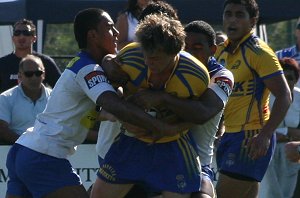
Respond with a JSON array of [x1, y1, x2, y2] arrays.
[[215, 32, 283, 132], [118, 42, 210, 142]]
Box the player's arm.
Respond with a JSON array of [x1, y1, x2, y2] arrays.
[[132, 89, 223, 124], [96, 91, 190, 138], [130, 74, 233, 124], [163, 89, 224, 124], [0, 120, 19, 144], [248, 74, 291, 160], [101, 54, 129, 86]]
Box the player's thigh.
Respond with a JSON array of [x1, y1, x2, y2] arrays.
[[192, 178, 216, 198], [216, 173, 258, 198], [90, 177, 134, 198], [162, 191, 190, 198], [6, 195, 27, 198], [44, 185, 88, 198]]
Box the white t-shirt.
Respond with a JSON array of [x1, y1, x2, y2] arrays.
[[16, 51, 116, 159], [126, 12, 138, 42], [0, 84, 51, 135], [191, 58, 234, 165]]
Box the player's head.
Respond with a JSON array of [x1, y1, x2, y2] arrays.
[[223, 0, 259, 21], [136, 13, 184, 55], [223, 0, 259, 42], [184, 20, 216, 65], [279, 57, 300, 91], [74, 8, 118, 54], [136, 13, 185, 74], [139, 0, 178, 21]]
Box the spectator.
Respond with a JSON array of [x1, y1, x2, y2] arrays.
[[215, 0, 291, 197], [0, 19, 61, 93], [259, 57, 300, 198], [0, 55, 51, 144], [275, 17, 300, 198], [276, 17, 300, 68], [5, 8, 180, 198], [115, 0, 152, 50]]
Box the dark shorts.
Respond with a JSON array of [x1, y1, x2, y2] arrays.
[[97, 132, 201, 193], [6, 144, 82, 197], [202, 165, 214, 182], [216, 130, 276, 182]]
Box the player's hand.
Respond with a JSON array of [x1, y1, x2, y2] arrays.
[[101, 54, 129, 86], [247, 132, 271, 160], [121, 122, 150, 137], [121, 122, 164, 142], [98, 109, 117, 122], [129, 90, 167, 110], [285, 141, 300, 163], [151, 121, 193, 143]]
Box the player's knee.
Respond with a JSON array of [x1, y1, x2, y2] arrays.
[[192, 179, 215, 198]]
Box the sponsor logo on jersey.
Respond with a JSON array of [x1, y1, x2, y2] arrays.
[[99, 164, 116, 182], [84, 71, 108, 89], [215, 77, 233, 97], [176, 174, 187, 190]]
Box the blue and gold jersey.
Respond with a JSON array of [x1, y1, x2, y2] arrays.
[[215, 32, 283, 132], [118, 42, 210, 142]]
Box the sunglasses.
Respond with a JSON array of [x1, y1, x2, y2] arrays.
[[23, 70, 44, 78], [13, 30, 34, 36]]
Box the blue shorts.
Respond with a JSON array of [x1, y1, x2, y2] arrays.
[[202, 165, 214, 182], [216, 130, 276, 182], [6, 144, 82, 198], [97, 132, 201, 193]]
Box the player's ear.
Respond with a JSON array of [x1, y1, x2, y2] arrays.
[[210, 44, 217, 55], [87, 29, 97, 40]]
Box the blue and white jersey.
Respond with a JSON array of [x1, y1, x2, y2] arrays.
[[16, 51, 116, 159], [276, 45, 300, 87], [191, 57, 234, 165], [276, 45, 300, 64]]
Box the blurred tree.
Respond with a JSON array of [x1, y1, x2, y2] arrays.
[[43, 19, 298, 70], [267, 19, 297, 51], [44, 23, 77, 71]]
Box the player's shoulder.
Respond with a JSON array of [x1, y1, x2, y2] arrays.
[[244, 35, 275, 58], [118, 42, 142, 57], [66, 51, 96, 74], [178, 51, 207, 70]]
